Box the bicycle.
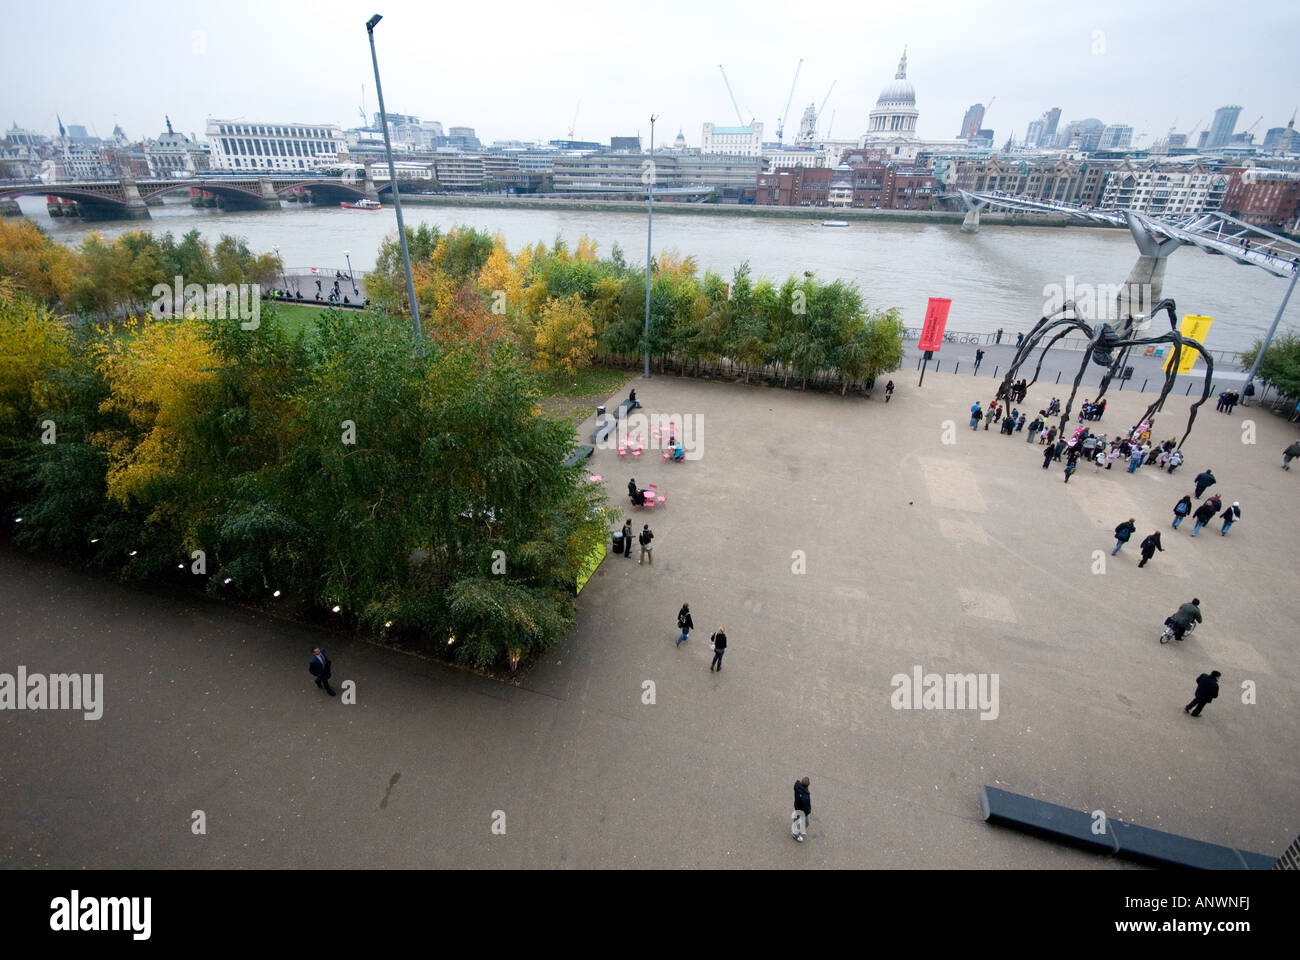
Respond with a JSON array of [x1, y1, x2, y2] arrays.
[[1159, 618, 1196, 644]]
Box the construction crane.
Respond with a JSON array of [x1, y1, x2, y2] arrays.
[[718, 65, 751, 127], [1244, 115, 1264, 137], [1187, 117, 1206, 142], [776, 58, 804, 144], [567, 99, 581, 140], [814, 80, 836, 139], [968, 96, 995, 139]]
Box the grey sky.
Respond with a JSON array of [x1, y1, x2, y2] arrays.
[[4, 0, 1298, 148]]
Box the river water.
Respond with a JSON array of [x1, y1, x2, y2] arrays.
[[15, 195, 1296, 352]]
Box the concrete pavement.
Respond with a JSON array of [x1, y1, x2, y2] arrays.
[[2, 366, 1296, 868]]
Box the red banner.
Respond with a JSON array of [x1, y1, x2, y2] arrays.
[[918, 297, 952, 352]]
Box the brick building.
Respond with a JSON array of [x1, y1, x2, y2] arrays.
[[1221, 167, 1300, 231]]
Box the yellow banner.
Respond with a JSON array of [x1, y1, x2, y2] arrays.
[[1164, 315, 1213, 374]]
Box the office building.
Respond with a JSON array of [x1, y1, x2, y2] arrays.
[[206, 119, 345, 172]]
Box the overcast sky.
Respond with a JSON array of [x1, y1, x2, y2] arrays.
[[4, 0, 1298, 148]]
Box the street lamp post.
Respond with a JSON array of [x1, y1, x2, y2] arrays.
[[365, 14, 422, 350], [273, 246, 289, 295], [344, 249, 356, 292], [643, 115, 656, 379], [1244, 264, 1298, 393]]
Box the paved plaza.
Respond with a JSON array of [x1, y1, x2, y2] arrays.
[[2, 367, 1297, 868]]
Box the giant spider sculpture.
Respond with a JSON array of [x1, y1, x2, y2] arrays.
[[996, 298, 1213, 450]]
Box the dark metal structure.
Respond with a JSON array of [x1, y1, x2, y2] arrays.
[[995, 298, 1213, 449]]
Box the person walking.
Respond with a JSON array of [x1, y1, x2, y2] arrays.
[[1171, 495, 1192, 528], [1283, 440, 1300, 470], [995, 327, 1004, 344], [1242, 381, 1255, 406], [1112, 519, 1136, 555], [969, 401, 982, 430], [1042, 443, 1055, 470], [1137, 531, 1163, 568], [675, 603, 693, 646], [1193, 468, 1217, 498], [792, 776, 812, 842], [621, 518, 634, 558], [1063, 451, 1079, 483], [1184, 670, 1221, 718], [1219, 500, 1241, 535], [974, 348, 985, 371], [1190, 496, 1220, 537], [885, 380, 894, 403], [638, 523, 654, 565], [709, 627, 727, 671], [1015, 411, 1026, 433], [309, 647, 335, 696], [1127, 444, 1146, 473]]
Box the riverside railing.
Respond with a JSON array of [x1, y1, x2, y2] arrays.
[[901, 327, 1242, 364]]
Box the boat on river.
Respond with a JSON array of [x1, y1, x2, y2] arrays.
[[341, 199, 382, 210]]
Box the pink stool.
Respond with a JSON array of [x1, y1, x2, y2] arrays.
[[618, 447, 627, 457]]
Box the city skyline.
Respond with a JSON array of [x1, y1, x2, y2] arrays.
[[3, 0, 1298, 152]]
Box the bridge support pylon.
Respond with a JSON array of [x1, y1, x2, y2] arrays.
[[959, 193, 986, 234], [1118, 212, 1184, 326], [118, 178, 152, 220]]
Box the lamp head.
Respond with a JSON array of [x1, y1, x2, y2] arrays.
[[366, 14, 382, 31]]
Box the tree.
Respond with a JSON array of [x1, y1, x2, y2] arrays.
[[535, 294, 595, 377], [1240, 332, 1300, 398]]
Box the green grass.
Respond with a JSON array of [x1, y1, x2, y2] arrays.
[[537, 367, 633, 425], [265, 300, 339, 338]]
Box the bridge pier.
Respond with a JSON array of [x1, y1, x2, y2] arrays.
[[1118, 213, 1183, 326], [0, 199, 20, 217], [116, 178, 153, 220], [959, 194, 986, 234]]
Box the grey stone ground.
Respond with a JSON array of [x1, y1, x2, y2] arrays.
[[2, 368, 1296, 868]]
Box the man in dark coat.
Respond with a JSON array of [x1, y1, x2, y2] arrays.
[[1283, 440, 1300, 470], [309, 647, 335, 696], [621, 518, 634, 557], [1112, 519, 1137, 555], [1190, 497, 1220, 537], [792, 776, 812, 842], [1137, 531, 1163, 568], [1193, 468, 1217, 498], [1185, 671, 1221, 717], [1169, 598, 1203, 641]]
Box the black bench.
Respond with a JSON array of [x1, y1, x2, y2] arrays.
[[980, 785, 1274, 869], [589, 419, 614, 444], [612, 402, 632, 421], [562, 444, 594, 468]]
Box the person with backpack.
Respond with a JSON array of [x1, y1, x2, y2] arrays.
[[675, 603, 693, 647], [969, 401, 983, 431], [1112, 518, 1137, 555], [1171, 495, 1192, 528], [638, 524, 654, 565]]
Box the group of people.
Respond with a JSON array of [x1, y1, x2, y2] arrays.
[[996, 379, 1031, 405], [675, 604, 728, 671], [1215, 390, 1243, 413], [1078, 397, 1106, 421], [614, 513, 655, 563]]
